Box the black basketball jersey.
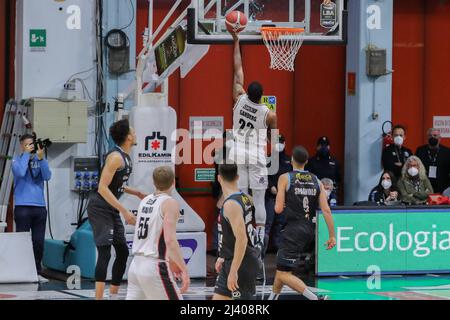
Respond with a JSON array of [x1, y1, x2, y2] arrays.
[[102, 146, 132, 199], [90, 146, 132, 209], [218, 192, 257, 260], [284, 170, 321, 223]]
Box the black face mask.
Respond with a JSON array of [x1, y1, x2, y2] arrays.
[[429, 137, 439, 147], [319, 146, 330, 158]]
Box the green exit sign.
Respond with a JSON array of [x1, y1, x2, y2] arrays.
[[195, 169, 216, 182], [30, 29, 46, 48]]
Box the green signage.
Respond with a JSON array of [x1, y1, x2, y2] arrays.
[[261, 96, 277, 112], [30, 29, 46, 48], [154, 26, 186, 76], [195, 168, 216, 182], [317, 208, 450, 276]]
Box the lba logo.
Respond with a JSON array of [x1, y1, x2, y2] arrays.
[[139, 132, 171, 163]]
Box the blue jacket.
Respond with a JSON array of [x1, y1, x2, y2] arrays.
[[12, 153, 52, 207]]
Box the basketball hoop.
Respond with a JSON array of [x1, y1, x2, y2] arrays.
[[260, 27, 305, 72]]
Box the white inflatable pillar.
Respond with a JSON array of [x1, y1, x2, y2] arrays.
[[122, 95, 205, 233]]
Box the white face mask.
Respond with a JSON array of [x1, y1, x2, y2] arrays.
[[394, 136, 404, 147], [325, 190, 332, 199], [381, 179, 392, 190], [275, 143, 285, 153], [408, 167, 419, 177]]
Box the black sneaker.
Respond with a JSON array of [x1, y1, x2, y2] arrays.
[[317, 295, 329, 300]]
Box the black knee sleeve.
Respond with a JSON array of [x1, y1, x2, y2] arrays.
[[95, 245, 111, 283], [111, 243, 129, 286]]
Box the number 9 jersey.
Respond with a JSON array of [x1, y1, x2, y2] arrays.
[[132, 193, 172, 259]]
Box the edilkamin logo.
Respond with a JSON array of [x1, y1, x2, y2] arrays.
[[145, 132, 167, 151]]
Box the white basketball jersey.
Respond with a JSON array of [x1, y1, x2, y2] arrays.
[[132, 193, 172, 260], [232, 94, 271, 160]]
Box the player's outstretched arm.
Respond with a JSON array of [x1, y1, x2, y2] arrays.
[[232, 33, 246, 103], [224, 201, 247, 292], [275, 174, 288, 214], [124, 187, 147, 200], [98, 154, 136, 225], [162, 198, 190, 294], [319, 183, 336, 250]]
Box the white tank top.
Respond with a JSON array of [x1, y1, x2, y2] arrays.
[[132, 193, 172, 260], [232, 94, 270, 162]]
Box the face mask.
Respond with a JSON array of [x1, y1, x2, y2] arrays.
[[319, 146, 329, 158], [429, 137, 439, 147], [408, 167, 419, 177], [394, 136, 404, 147], [325, 190, 332, 199], [275, 143, 285, 153], [381, 180, 392, 190]]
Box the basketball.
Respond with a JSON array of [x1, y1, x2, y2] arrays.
[[225, 11, 248, 34]]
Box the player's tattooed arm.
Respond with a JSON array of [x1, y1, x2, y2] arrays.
[[319, 183, 336, 250], [275, 174, 288, 214], [266, 112, 278, 145], [224, 201, 247, 292], [98, 153, 136, 225], [232, 33, 246, 103]]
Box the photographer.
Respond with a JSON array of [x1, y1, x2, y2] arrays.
[[12, 134, 52, 282]]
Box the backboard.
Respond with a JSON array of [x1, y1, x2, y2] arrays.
[[187, 0, 347, 45]]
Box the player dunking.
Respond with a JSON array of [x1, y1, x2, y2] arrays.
[[213, 163, 260, 300], [230, 32, 277, 251], [126, 166, 190, 300], [269, 146, 336, 300]]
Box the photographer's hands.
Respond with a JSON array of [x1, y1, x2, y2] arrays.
[[36, 145, 45, 160]]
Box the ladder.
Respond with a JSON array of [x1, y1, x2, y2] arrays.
[[0, 100, 29, 232]]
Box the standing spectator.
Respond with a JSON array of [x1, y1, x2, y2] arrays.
[[398, 156, 433, 205], [321, 178, 337, 207], [382, 125, 413, 179], [368, 171, 400, 205], [265, 135, 292, 253], [12, 134, 52, 282], [415, 128, 450, 194], [305, 136, 341, 198]]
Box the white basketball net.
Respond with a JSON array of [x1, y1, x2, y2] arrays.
[[261, 28, 305, 72]]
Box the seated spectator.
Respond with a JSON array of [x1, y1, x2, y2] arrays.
[[415, 128, 450, 194], [321, 178, 337, 207], [398, 156, 434, 205], [368, 171, 400, 205], [382, 125, 413, 179], [305, 136, 341, 198]]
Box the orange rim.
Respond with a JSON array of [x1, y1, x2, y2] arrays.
[[260, 27, 305, 34]]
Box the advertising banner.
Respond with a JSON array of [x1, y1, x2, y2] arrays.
[[317, 208, 450, 276]]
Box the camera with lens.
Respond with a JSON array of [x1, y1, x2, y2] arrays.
[[31, 132, 52, 153]]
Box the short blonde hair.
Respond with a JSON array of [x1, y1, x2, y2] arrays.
[[153, 166, 175, 191]]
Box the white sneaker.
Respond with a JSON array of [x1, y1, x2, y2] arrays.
[[38, 275, 49, 283]]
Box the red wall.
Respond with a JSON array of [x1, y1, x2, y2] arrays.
[[393, 0, 450, 151], [0, 1, 8, 110], [1, 0, 16, 232]]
